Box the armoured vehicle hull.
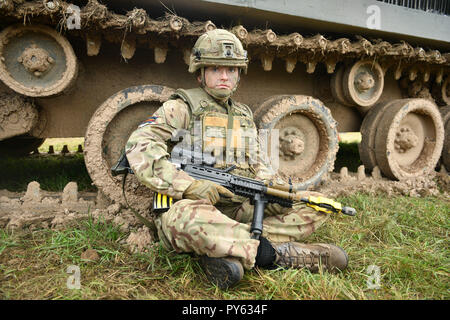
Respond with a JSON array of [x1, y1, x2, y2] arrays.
[[0, 0, 449, 204]]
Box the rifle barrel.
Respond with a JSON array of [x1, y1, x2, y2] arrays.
[[265, 187, 298, 201], [264, 181, 293, 193]]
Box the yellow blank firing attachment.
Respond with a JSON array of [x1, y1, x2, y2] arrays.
[[301, 196, 356, 216], [153, 193, 173, 213]]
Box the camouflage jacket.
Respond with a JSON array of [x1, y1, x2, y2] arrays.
[[125, 87, 274, 200]]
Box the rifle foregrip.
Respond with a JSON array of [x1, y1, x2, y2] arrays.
[[250, 195, 267, 240]]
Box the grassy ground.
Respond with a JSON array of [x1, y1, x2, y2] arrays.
[[1, 194, 448, 299], [0, 138, 448, 300]]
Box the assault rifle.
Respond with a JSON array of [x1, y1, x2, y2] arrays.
[[112, 146, 356, 240]]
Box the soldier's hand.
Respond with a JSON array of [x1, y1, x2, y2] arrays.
[[183, 179, 234, 205]]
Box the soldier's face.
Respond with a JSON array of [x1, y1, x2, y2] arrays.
[[199, 66, 239, 90]]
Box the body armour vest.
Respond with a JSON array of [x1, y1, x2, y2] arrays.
[[170, 88, 258, 178]]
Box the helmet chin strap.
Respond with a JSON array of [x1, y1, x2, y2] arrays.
[[201, 67, 241, 102]]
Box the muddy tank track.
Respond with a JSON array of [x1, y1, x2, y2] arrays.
[[0, 0, 448, 78]]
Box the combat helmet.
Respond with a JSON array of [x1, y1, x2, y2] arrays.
[[188, 29, 248, 74]]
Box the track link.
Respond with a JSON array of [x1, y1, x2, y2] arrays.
[[1, 0, 448, 78]]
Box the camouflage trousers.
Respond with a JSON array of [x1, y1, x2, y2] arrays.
[[154, 196, 329, 270]]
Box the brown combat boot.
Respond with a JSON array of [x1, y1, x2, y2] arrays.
[[272, 242, 348, 273], [199, 256, 244, 289]]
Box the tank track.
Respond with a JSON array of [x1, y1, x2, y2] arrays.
[[1, 0, 448, 78]]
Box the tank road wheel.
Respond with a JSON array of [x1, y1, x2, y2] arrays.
[[330, 66, 353, 106], [255, 95, 338, 190], [0, 24, 78, 97], [441, 77, 450, 106], [84, 85, 174, 208], [359, 100, 398, 171], [440, 106, 450, 171], [342, 60, 384, 110], [374, 99, 444, 180]]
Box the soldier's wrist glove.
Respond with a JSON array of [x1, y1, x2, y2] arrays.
[[183, 179, 234, 205]]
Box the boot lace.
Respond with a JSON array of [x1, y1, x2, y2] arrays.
[[276, 243, 330, 270]]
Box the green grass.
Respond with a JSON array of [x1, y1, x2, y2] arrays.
[[335, 133, 362, 172], [0, 154, 96, 192], [0, 193, 448, 300], [0, 137, 93, 192]]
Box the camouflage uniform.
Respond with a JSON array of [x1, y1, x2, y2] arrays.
[[125, 87, 329, 270]]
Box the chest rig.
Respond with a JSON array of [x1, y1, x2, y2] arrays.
[[170, 88, 258, 177]]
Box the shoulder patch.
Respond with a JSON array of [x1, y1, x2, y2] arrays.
[[138, 116, 159, 128]]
